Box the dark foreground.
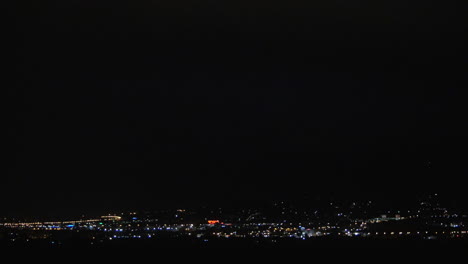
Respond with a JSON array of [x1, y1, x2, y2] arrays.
[[2, 237, 468, 249]]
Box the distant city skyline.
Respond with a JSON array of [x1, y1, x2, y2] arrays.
[[1, 193, 467, 248]]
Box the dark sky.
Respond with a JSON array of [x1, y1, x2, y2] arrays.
[[9, 1, 467, 217]]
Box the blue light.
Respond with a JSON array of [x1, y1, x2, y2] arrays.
[[67, 225, 75, 228]]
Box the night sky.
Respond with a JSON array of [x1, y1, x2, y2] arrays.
[[9, 1, 467, 217]]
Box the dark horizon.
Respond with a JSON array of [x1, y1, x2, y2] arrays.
[[9, 1, 467, 218]]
